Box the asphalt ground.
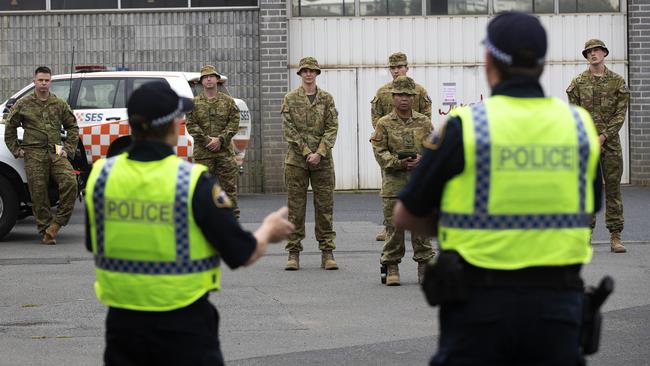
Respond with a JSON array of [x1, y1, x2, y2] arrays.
[[0, 186, 648, 365]]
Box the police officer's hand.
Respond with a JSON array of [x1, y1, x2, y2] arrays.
[[261, 206, 294, 243], [248, 207, 294, 266], [306, 153, 321, 166]]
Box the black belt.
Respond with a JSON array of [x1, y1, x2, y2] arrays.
[[464, 263, 584, 290]]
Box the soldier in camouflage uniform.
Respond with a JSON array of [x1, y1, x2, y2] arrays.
[[186, 65, 241, 218], [372, 52, 432, 242], [567, 39, 629, 253], [282, 57, 339, 271], [371, 76, 435, 286], [4, 66, 79, 245]]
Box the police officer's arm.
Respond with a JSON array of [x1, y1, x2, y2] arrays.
[[604, 79, 630, 140], [192, 174, 292, 268], [566, 79, 580, 105], [185, 108, 209, 147], [61, 102, 79, 158], [219, 98, 240, 147], [4, 100, 23, 158], [316, 95, 338, 157], [394, 117, 465, 236], [282, 95, 311, 157], [371, 122, 402, 171]]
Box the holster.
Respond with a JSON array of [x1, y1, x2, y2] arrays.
[[581, 276, 614, 355], [421, 251, 469, 306]]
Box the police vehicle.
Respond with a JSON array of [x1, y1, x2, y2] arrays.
[[0, 66, 252, 239]]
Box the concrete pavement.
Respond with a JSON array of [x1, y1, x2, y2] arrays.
[[0, 186, 648, 365]]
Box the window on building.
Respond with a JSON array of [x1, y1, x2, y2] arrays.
[[121, 0, 187, 8], [559, 0, 619, 13], [358, 0, 422, 16], [292, 0, 355, 17], [494, 0, 553, 13], [192, 0, 258, 6], [51, 0, 118, 9], [0, 0, 45, 11], [428, 0, 488, 15]]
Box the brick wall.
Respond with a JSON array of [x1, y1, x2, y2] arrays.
[[0, 10, 263, 192], [259, 0, 289, 192], [628, 0, 650, 186]]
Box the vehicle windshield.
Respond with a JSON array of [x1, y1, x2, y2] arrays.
[[189, 79, 230, 97]]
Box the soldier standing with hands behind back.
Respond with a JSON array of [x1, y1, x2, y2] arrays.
[[567, 39, 629, 253], [371, 76, 435, 286], [4, 66, 79, 245], [371, 52, 432, 242], [186, 65, 241, 218], [282, 57, 339, 271]]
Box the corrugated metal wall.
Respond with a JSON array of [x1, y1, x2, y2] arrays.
[[0, 10, 262, 192], [289, 14, 630, 189]]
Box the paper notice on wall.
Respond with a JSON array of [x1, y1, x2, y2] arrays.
[[442, 82, 457, 106]]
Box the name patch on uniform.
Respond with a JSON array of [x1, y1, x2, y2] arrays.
[[495, 145, 576, 171], [105, 199, 173, 224]]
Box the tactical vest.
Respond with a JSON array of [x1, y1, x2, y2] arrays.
[[440, 96, 600, 270], [86, 154, 221, 311]]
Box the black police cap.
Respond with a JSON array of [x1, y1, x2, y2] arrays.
[[482, 12, 547, 68], [127, 81, 194, 127]]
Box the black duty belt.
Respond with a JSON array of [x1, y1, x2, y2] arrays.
[[464, 263, 584, 290]]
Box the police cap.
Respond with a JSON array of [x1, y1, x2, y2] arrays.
[[482, 11, 547, 68], [127, 81, 194, 127]]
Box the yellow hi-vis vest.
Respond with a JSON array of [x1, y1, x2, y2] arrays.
[[440, 96, 600, 270], [86, 153, 221, 311]]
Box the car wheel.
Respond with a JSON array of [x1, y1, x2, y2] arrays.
[[0, 175, 19, 240]]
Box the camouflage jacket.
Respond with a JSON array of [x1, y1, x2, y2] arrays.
[[371, 81, 431, 129], [371, 110, 432, 197], [282, 86, 339, 169], [567, 67, 629, 140], [186, 92, 240, 160], [4, 92, 78, 158]]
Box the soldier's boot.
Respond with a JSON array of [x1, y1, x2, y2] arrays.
[[375, 228, 387, 241], [417, 262, 427, 285], [42, 223, 60, 245], [321, 250, 338, 270], [610, 232, 626, 253], [285, 251, 300, 270], [386, 264, 400, 286]]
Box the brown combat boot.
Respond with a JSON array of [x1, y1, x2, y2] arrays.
[[321, 250, 339, 270], [386, 264, 400, 286], [417, 262, 427, 285], [285, 251, 300, 270], [610, 232, 626, 253], [375, 228, 386, 241], [42, 223, 61, 245]]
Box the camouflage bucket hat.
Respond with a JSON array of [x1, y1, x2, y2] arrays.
[[390, 76, 417, 95], [389, 52, 408, 67], [297, 57, 321, 75], [582, 39, 609, 58], [200, 65, 221, 79]]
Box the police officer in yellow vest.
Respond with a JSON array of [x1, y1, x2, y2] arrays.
[[394, 13, 603, 365], [85, 81, 293, 365]]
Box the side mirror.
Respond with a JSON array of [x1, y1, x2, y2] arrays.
[[3, 98, 16, 113]]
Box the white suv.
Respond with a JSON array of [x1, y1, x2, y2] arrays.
[[0, 69, 252, 239]]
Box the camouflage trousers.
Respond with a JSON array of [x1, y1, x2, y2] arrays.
[[196, 155, 240, 219], [24, 148, 77, 236], [593, 138, 624, 233], [380, 197, 434, 264], [284, 162, 336, 252]]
